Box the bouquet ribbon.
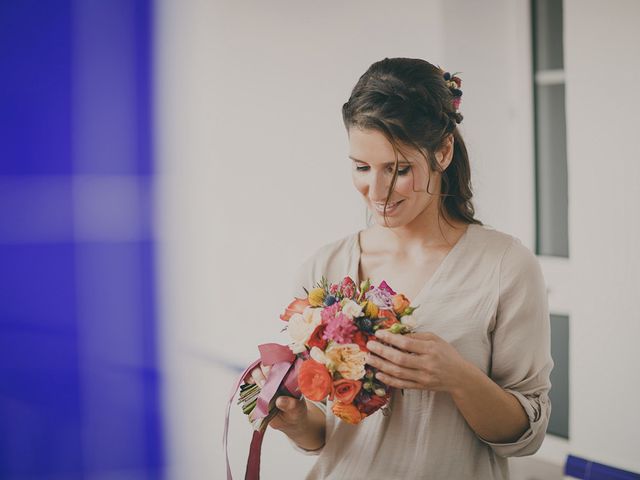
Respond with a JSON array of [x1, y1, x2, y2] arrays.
[[224, 343, 302, 480]]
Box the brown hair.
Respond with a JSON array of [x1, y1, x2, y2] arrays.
[[341, 57, 482, 230]]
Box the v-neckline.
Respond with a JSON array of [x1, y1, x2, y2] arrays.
[[351, 224, 473, 303]]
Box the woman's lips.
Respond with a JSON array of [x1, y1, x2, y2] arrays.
[[371, 200, 403, 214]]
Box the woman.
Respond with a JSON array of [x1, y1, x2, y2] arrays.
[[248, 57, 553, 479]]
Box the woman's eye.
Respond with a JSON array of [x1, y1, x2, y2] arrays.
[[354, 165, 411, 175]]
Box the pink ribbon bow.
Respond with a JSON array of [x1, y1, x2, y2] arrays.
[[224, 343, 302, 480]]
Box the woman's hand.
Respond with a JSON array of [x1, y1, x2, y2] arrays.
[[243, 363, 306, 431], [365, 330, 470, 394]]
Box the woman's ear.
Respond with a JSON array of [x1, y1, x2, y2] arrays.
[[435, 134, 454, 171]]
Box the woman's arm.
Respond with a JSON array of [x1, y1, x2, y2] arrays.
[[366, 330, 529, 443], [449, 360, 529, 443]]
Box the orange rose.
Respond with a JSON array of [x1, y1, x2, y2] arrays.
[[298, 359, 332, 401], [332, 379, 361, 404], [378, 309, 399, 329], [280, 297, 311, 321], [332, 401, 364, 424], [391, 294, 410, 315]]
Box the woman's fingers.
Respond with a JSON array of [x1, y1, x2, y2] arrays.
[[270, 396, 308, 430]]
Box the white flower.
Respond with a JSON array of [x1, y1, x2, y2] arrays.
[[341, 299, 364, 318], [400, 314, 417, 329], [287, 308, 322, 354], [310, 346, 328, 364]]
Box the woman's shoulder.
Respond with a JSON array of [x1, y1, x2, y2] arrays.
[[470, 223, 542, 279], [469, 223, 531, 259]]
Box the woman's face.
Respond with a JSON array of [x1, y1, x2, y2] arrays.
[[348, 127, 450, 228]]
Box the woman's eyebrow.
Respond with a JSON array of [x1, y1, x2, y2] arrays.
[[348, 156, 411, 165]]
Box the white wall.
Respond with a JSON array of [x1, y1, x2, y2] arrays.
[[564, 0, 640, 473], [154, 1, 443, 478]]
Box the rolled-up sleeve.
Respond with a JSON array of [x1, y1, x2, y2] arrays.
[[480, 237, 554, 457]]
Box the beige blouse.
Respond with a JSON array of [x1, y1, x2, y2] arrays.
[[287, 223, 553, 480]]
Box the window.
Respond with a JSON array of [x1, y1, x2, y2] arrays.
[[531, 0, 569, 257]]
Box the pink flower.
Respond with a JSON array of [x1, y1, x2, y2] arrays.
[[323, 312, 357, 344], [378, 280, 396, 296], [340, 276, 356, 299], [321, 302, 340, 325]]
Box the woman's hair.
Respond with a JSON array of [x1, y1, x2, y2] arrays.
[[341, 57, 482, 230]]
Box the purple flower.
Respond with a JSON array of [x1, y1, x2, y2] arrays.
[[365, 285, 394, 309]]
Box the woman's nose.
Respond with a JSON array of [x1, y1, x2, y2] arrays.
[[369, 171, 390, 200]]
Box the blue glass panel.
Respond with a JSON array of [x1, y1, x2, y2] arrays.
[[0, 244, 76, 328], [0, 1, 72, 175], [72, 0, 154, 175], [0, 244, 82, 477], [75, 242, 163, 472], [0, 176, 75, 244]]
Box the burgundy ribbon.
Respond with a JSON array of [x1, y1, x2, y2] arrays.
[[224, 343, 302, 480]]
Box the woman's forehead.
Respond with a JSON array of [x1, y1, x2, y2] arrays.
[[348, 129, 420, 163]]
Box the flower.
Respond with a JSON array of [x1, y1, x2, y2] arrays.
[[362, 300, 379, 318], [332, 402, 364, 424], [320, 302, 340, 324], [357, 391, 390, 415], [378, 280, 396, 296], [391, 294, 410, 315], [378, 309, 399, 329], [309, 346, 328, 364], [288, 307, 322, 354], [352, 330, 370, 352], [298, 359, 333, 401], [308, 288, 326, 307], [280, 297, 311, 321], [341, 299, 364, 318], [365, 286, 394, 309], [339, 276, 356, 299], [325, 343, 366, 380], [323, 312, 357, 344], [307, 324, 328, 350], [332, 379, 361, 404]]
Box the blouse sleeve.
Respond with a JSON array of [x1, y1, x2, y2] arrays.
[[286, 257, 327, 456], [479, 237, 554, 457]]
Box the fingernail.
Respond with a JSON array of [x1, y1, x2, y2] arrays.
[[366, 341, 376, 350], [375, 330, 385, 337]]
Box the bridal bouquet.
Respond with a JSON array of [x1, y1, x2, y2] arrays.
[[225, 276, 418, 480], [240, 276, 419, 426]]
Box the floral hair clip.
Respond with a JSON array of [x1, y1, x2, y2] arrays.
[[443, 71, 463, 112]]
